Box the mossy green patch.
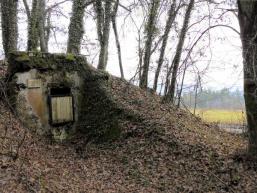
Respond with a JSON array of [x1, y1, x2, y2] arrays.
[[15, 53, 30, 62], [66, 53, 75, 61]]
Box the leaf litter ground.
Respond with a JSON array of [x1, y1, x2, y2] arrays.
[[1, 76, 257, 193]]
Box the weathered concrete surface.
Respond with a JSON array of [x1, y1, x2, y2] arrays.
[[13, 68, 81, 136], [7, 52, 126, 141]]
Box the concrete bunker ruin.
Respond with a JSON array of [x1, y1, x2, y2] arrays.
[[7, 52, 123, 141]]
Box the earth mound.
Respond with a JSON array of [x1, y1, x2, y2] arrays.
[[1, 63, 257, 192]]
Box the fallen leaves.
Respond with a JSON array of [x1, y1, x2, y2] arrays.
[[0, 77, 257, 192]]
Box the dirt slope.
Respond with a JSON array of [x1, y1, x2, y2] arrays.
[[1, 76, 257, 193]]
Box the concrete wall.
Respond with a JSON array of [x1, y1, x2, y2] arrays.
[[13, 68, 82, 140], [7, 52, 125, 142]]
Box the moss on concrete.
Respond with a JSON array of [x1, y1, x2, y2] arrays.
[[15, 52, 30, 62], [65, 53, 75, 61]]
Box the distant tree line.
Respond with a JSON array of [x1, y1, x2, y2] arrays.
[[182, 88, 245, 110]]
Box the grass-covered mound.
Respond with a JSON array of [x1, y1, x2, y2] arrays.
[[1, 67, 257, 192]]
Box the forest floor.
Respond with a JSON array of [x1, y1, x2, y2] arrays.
[[1, 76, 257, 193]]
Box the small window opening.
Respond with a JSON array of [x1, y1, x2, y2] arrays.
[[50, 87, 71, 96]]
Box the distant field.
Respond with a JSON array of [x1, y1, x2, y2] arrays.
[[193, 109, 246, 124]]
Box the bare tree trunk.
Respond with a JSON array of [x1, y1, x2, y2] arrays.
[[24, 0, 48, 52], [164, 62, 172, 95], [112, 0, 124, 79], [177, 62, 188, 108], [238, 0, 257, 155], [137, 32, 143, 82], [159, 78, 164, 95], [139, 0, 160, 89], [22, 0, 30, 19], [0, 0, 18, 56], [67, 0, 86, 55], [94, 0, 103, 47], [164, 0, 195, 103], [27, 0, 40, 51], [45, 12, 52, 50], [96, 0, 112, 70], [38, 0, 47, 52], [193, 74, 200, 115], [153, 0, 177, 91]]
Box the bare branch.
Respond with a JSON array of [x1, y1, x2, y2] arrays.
[[22, 0, 30, 18]]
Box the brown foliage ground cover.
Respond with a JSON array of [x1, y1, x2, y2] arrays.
[[1, 76, 257, 193]]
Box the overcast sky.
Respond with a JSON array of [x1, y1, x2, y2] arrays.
[[5, 0, 243, 92]]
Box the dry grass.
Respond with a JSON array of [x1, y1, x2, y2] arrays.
[[193, 109, 246, 125]]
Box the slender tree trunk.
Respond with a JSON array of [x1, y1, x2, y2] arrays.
[[23, 0, 30, 19], [238, 0, 257, 155], [97, 1, 112, 70], [94, 0, 103, 46], [67, 0, 86, 55], [193, 74, 200, 115], [159, 78, 164, 95], [164, 62, 172, 95], [139, 0, 160, 89], [138, 48, 143, 82], [137, 32, 143, 82], [177, 62, 188, 107], [112, 0, 124, 79], [164, 0, 195, 103], [0, 0, 18, 56], [153, 1, 177, 91], [45, 12, 52, 50]]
